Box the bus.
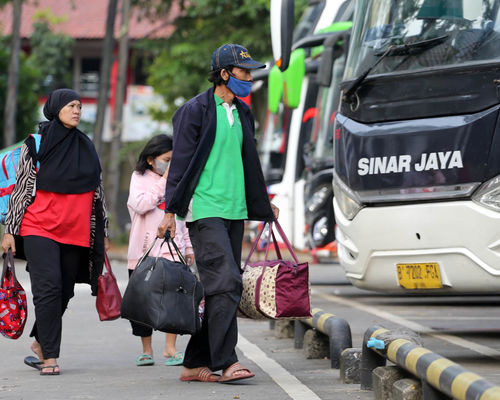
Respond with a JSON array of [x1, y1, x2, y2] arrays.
[[332, 0, 500, 292], [266, 0, 353, 251]]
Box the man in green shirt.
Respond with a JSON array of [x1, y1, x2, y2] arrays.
[[158, 44, 278, 383]]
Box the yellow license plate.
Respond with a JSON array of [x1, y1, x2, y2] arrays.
[[396, 263, 442, 289]]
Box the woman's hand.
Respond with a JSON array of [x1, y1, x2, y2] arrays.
[[104, 237, 110, 252], [2, 233, 16, 255], [185, 254, 195, 266], [271, 203, 280, 220]]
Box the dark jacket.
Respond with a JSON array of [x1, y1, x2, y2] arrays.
[[165, 87, 274, 221]]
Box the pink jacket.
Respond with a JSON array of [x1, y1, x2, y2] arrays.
[[127, 169, 193, 270]]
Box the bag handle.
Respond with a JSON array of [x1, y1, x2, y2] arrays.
[[164, 234, 187, 265], [268, 221, 283, 260], [102, 253, 115, 278], [271, 219, 300, 264], [1, 249, 17, 286], [134, 239, 158, 269], [260, 221, 282, 260], [244, 219, 299, 266], [244, 221, 269, 266], [262, 220, 299, 264], [134, 234, 187, 269]]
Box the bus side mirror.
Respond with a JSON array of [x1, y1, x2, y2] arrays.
[[271, 0, 294, 72]]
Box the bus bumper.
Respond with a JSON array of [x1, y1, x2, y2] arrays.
[[334, 199, 500, 293]]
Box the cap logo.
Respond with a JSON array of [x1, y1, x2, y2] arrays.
[[240, 50, 251, 59]]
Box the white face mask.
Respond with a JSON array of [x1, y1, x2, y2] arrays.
[[154, 159, 170, 176]]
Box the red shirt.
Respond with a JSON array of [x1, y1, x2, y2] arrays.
[[20, 189, 94, 247]]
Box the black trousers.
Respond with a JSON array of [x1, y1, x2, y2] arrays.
[[24, 235, 87, 359], [183, 218, 244, 371], [127, 269, 153, 337]]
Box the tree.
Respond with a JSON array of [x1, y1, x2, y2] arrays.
[[107, 0, 131, 238], [137, 0, 306, 120], [28, 10, 74, 95], [94, 0, 119, 158], [0, 38, 40, 146], [3, 0, 22, 146]]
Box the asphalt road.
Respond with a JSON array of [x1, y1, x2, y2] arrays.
[[2, 257, 500, 400], [309, 262, 500, 386]]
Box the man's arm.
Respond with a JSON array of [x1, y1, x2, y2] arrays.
[[159, 101, 202, 238], [164, 101, 202, 213]]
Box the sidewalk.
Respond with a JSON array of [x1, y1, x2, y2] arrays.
[[0, 257, 370, 400]]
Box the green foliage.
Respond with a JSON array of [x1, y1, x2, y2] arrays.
[[140, 0, 306, 120], [33, 7, 69, 25], [29, 14, 74, 95], [0, 38, 41, 145]]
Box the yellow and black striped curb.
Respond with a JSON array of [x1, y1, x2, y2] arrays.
[[361, 326, 500, 400], [294, 307, 352, 368]]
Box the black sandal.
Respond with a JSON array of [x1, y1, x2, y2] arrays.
[[24, 356, 42, 370], [40, 364, 60, 376]]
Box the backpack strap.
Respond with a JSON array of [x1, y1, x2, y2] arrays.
[[30, 133, 41, 169]]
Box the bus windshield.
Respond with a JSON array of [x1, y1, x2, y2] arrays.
[[344, 0, 500, 79]]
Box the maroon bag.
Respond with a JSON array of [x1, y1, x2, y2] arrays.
[[0, 249, 27, 339], [239, 219, 311, 320], [96, 253, 122, 321]]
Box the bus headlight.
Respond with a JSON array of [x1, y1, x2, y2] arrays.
[[312, 216, 329, 245], [472, 175, 500, 212], [307, 186, 330, 214], [332, 173, 363, 220]]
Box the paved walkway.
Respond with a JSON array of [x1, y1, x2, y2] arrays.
[[0, 257, 370, 400]]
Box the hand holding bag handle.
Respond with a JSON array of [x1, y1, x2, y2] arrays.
[[1, 249, 18, 284], [134, 233, 187, 274]]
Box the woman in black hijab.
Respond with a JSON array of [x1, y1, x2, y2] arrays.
[[1, 89, 109, 376]]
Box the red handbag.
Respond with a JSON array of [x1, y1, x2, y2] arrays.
[[96, 253, 122, 321], [0, 249, 28, 339], [239, 219, 312, 320]]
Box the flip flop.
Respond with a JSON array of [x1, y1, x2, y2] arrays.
[[24, 356, 42, 371], [218, 362, 255, 383], [136, 354, 154, 366], [179, 367, 220, 382], [165, 351, 184, 366], [40, 364, 60, 376]]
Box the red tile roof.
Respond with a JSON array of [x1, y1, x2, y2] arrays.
[[0, 0, 179, 39]]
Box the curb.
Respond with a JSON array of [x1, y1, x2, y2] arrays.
[[361, 325, 500, 400], [294, 307, 352, 368]]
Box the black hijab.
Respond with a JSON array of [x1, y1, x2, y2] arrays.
[[27, 89, 101, 194]]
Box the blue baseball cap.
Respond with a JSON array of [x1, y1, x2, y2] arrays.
[[211, 44, 266, 70]]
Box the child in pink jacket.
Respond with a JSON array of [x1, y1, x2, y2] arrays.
[[127, 134, 194, 367]]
